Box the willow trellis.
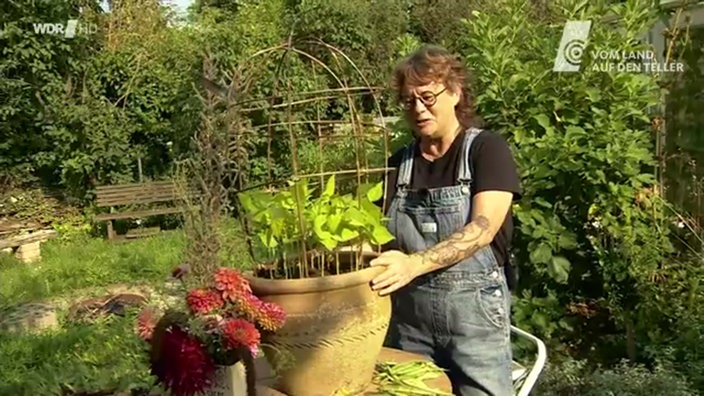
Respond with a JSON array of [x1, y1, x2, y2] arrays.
[[219, 39, 398, 278]]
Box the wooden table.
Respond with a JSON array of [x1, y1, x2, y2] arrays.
[[254, 347, 453, 395]]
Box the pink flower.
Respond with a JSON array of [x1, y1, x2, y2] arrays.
[[201, 314, 225, 331], [214, 268, 251, 302], [233, 293, 286, 332], [234, 293, 264, 321], [136, 307, 158, 342], [259, 301, 286, 332], [186, 288, 223, 315]]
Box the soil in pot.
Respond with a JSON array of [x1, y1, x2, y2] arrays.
[[246, 251, 391, 396], [253, 248, 376, 280]]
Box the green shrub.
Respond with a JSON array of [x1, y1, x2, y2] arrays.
[[457, 1, 704, 390], [461, 0, 673, 346], [535, 356, 700, 396]]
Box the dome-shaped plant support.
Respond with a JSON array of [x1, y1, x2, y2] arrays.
[[224, 39, 397, 280]]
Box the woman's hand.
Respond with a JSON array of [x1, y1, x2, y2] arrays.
[[370, 250, 423, 296]]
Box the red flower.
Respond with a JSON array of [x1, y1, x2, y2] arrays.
[[214, 268, 251, 301], [259, 301, 287, 331], [221, 318, 260, 356], [151, 325, 216, 396], [136, 307, 158, 341], [186, 288, 223, 315]]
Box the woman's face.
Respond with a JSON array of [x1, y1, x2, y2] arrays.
[[400, 81, 460, 139]]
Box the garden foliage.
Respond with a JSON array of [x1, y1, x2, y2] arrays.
[[0, 0, 703, 393]]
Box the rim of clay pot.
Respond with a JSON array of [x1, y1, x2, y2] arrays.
[[244, 251, 384, 295]]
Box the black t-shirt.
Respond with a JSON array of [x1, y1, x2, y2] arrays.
[[381, 129, 522, 268]]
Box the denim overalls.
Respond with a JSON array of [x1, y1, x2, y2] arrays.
[[384, 128, 513, 396]]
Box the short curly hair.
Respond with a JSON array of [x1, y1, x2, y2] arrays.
[[391, 45, 482, 128]]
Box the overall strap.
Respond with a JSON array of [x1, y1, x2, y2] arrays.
[[396, 140, 416, 190], [457, 127, 483, 186]]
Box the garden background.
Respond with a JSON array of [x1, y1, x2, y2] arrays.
[[1, 0, 703, 394]]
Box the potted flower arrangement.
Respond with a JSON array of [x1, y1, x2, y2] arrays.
[[237, 174, 395, 395], [136, 266, 286, 396]]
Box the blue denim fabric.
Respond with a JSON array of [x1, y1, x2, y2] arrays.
[[384, 128, 513, 396]]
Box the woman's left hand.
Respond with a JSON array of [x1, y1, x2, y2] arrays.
[[370, 250, 423, 296]]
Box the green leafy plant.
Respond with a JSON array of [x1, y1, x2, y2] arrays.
[[239, 174, 394, 278]]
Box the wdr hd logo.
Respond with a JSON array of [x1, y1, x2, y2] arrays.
[[552, 20, 592, 72], [33, 19, 97, 38]]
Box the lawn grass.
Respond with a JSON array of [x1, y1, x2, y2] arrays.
[[0, 231, 184, 394], [0, 310, 159, 396], [0, 231, 186, 306], [0, 219, 254, 394], [0, 218, 253, 306]]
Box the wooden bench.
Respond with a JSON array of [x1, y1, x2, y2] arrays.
[[94, 181, 195, 240], [0, 229, 58, 263]]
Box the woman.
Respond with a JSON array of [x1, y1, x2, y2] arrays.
[[370, 45, 522, 396]]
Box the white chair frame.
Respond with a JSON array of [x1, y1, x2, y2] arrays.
[[511, 325, 548, 396]]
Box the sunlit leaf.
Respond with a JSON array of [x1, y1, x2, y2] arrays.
[[371, 226, 394, 244], [366, 182, 384, 202], [530, 242, 552, 264], [323, 174, 336, 197], [548, 256, 571, 284], [326, 213, 343, 232], [337, 228, 359, 241]]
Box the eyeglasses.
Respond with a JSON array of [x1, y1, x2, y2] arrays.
[[400, 87, 447, 110]]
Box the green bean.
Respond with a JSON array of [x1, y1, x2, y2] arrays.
[[373, 360, 453, 396]]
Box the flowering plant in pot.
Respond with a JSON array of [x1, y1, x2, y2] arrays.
[[136, 266, 286, 396], [236, 174, 395, 395]]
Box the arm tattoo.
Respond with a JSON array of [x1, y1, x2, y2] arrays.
[[411, 215, 492, 274]]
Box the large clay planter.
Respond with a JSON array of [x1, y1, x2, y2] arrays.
[[245, 252, 391, 396]]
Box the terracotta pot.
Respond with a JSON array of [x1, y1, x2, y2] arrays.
[[245, 251, 391, 396]]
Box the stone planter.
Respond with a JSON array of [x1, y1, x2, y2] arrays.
[[245, 251, 391, 396], [199, 362, 248, 396]]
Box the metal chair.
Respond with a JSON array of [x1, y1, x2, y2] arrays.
[[510, 325, 547, 396]]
